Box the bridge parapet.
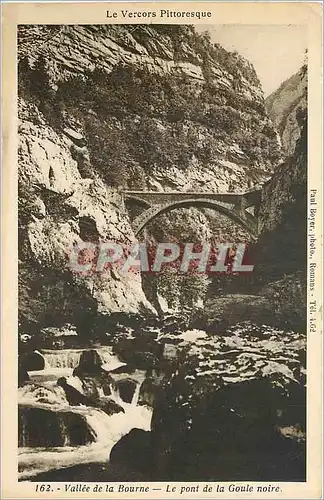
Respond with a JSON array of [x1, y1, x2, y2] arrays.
[[122, 190, 261, 238], [123, 190, 261, 209]]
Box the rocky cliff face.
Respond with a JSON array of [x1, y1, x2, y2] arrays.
[[200, 63, 308, 330], [257, 69, 307, 280], [253, 68, 307, 331], [18, 99, 153, 332], [18, 24, 282, 332], [266, 64, 307, 156], [19, 25, 281, 192]]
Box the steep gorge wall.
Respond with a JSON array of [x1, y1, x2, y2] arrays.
[[18, 24, 282, 332], [252, 69, 307, 331], [266, 64, 307, 156], [19, 100, 154, 333], [257, 67, 307, 280]]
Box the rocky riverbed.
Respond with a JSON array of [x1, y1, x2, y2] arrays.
[[18, 316, 306, 482]]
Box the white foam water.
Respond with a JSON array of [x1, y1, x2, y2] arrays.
[[19, 403, 152, 480], [19, 351, 152, 480], [40, 347, 117, 369]]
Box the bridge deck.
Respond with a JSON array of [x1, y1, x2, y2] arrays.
[[123, 190, 261, 207], [122, 190, 261, 237]]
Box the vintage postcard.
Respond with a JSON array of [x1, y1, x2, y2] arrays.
[[1, 1, 323, 499]]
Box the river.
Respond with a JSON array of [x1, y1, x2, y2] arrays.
[[18, 347, 152, 481]]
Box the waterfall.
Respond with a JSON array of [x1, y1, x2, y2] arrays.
[[40, 347, 116, 370], [108, 372, 145, 408], [41, 350, 82, 369], [19, 383, 68, 406], [131, 380, 142, 406], [19, 402, 153, 480], [109, 383, 122, 406], [19, 348, 153, 480], [85, 409, 117, 444]]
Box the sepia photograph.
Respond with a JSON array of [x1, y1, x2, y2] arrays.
[[1, 1, 323, 496], [15, 21, 310, 484]]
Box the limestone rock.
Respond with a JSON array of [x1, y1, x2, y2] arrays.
[[17, 24, 283, 332], [266, 65, 307, 156]]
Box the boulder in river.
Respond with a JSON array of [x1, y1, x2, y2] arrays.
[[101, 398, 125, 416], [114, 379, 137, 404], [79, 376, 101, 400], [19, 351, 45, 371], [73, 349, 104, 376], [57, 377, 93, 406], [110, 429, 153, 476], [19, 405, 94, 447], [112, 337, 160, 371], [110, 365, 136, 375], [57, 377, 124, 415], [138, 372, 165, 408], [79, 374, 113, 399]]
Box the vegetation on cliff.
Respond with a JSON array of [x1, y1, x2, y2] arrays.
[[266, 57, 307, 155], [17, 24, 306, 332], [18, 26, 280, 189], [18, 24, 283, 324]]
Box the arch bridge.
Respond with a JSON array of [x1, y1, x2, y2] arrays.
[[122, 190, 262, 238]]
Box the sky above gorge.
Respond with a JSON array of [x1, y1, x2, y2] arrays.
[[196, 25, 307, 96]]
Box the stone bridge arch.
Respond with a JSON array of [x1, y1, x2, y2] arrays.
[[123, 191, 261, 239]]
